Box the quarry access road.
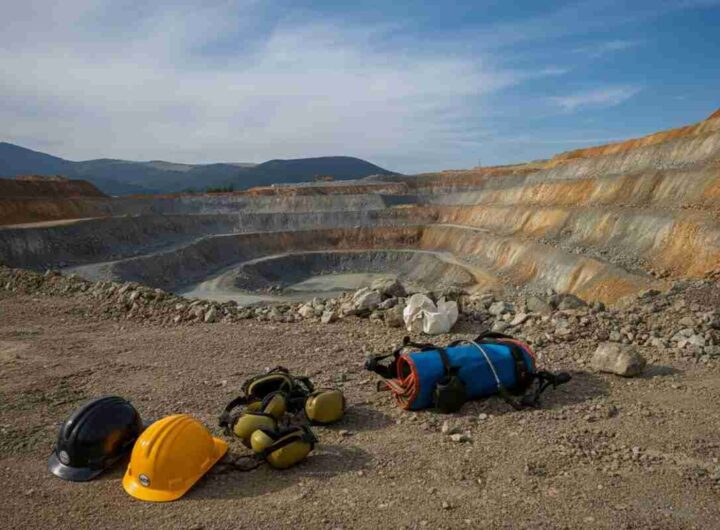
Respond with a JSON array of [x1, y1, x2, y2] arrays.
[[1, 289, 719, 530]]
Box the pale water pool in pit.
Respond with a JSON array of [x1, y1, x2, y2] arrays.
[[178, 272, 396, 306]]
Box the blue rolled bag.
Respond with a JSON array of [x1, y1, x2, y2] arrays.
[[365, 331, 571, 413]]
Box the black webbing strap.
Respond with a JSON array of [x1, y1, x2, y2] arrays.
[[365, 336, 438, 379], [218, 395, 250, 429], [470, 331, 534, 392], [260, 427, 317, 457], [212, 455, 264, 474], [241, 367, 295, 395], [294, 376, 315, 395], [434, 346, 454, 377], [519, 371, 572, 408]]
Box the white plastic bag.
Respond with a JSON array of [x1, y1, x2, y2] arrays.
[[403, 294, 459, 335]]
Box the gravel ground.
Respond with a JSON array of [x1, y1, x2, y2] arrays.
[[1, 290, 720, 530]]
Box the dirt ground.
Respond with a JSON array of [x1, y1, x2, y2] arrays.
[[1, 291, 719, 530]]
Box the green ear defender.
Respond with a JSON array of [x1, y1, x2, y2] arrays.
[[232, 413, 277, 448], [304, 389, 345, 424], [250, 426, 317, 469]]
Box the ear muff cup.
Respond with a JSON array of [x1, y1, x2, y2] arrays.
[[232, 413, 277, 448], [304, 390, 345, 424], [260, 391, 288, 420], [244, 400, 263, 413], [250, 427, 316, 469]]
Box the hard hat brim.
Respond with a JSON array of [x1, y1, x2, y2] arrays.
[[48, 452, 103, 482], [122, 473, 188, 502], [122, 437, 228, 502]]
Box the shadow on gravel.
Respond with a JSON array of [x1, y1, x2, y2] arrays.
[[446, 369, 611, 419], [96, 456, 130, 481], [191, 443, 371, 501], [538, 369, 610, 408], [334, 404, 394, 432], [639, 364, 682, 378]]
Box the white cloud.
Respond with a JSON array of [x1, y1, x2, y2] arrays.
[[550, 86, 641, 112], [574, 39, 641, 58], [0, 1, 539, 172]]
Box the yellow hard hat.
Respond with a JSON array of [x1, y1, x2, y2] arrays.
[[305, 389, 345, 424], [122, 414, 227, 502]]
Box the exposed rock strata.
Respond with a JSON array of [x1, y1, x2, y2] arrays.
[[1, 109, 719, 304]]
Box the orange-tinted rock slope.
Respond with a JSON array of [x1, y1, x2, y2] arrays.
[[0, 175, 109, 225], [1, 109, 718, 305]]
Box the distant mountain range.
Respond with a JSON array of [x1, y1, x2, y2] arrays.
[[0, 142, 397, 195]]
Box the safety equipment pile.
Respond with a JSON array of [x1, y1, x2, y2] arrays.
[[219, 366, 344, 469], [48, 366, 345, 502]]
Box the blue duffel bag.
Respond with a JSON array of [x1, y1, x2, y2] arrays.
[[365, 331, 570, 413]]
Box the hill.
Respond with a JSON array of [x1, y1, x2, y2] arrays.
[[0, 142, 397, 195]]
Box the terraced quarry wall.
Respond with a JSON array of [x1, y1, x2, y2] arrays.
[[1, 110, 718, 305]]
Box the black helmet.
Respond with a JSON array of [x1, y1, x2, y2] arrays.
[[48, 396, 143, 482]]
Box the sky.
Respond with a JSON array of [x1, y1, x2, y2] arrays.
[[2, 0, 720, 173]]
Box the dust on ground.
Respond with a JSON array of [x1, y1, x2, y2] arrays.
[[1, 291, 719, 530]]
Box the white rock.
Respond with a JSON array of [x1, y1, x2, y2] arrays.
[[298, 304, 315, 318], [204, 307, 219, 323], [510, 312, 528, 326], [320, 310, 337, 324], [353, 288, 382, 311]]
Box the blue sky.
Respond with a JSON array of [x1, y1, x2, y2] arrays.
[[2, 0, 719, 173]]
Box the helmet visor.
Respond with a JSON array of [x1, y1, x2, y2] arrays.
[[48, 451, 104, 482]]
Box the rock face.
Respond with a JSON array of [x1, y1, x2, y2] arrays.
[[0, 109, 719, 312], [0, 176, 110, 225], [591, 343, 647, 377]]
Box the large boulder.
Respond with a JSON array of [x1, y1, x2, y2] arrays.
[[591, 343, 646, 377], [352, 288, 382, 311], [370, 278, 406, 299]]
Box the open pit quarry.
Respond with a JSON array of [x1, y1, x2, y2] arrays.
[[1, 110, 720, 529], [1, 109, 719, 307]]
